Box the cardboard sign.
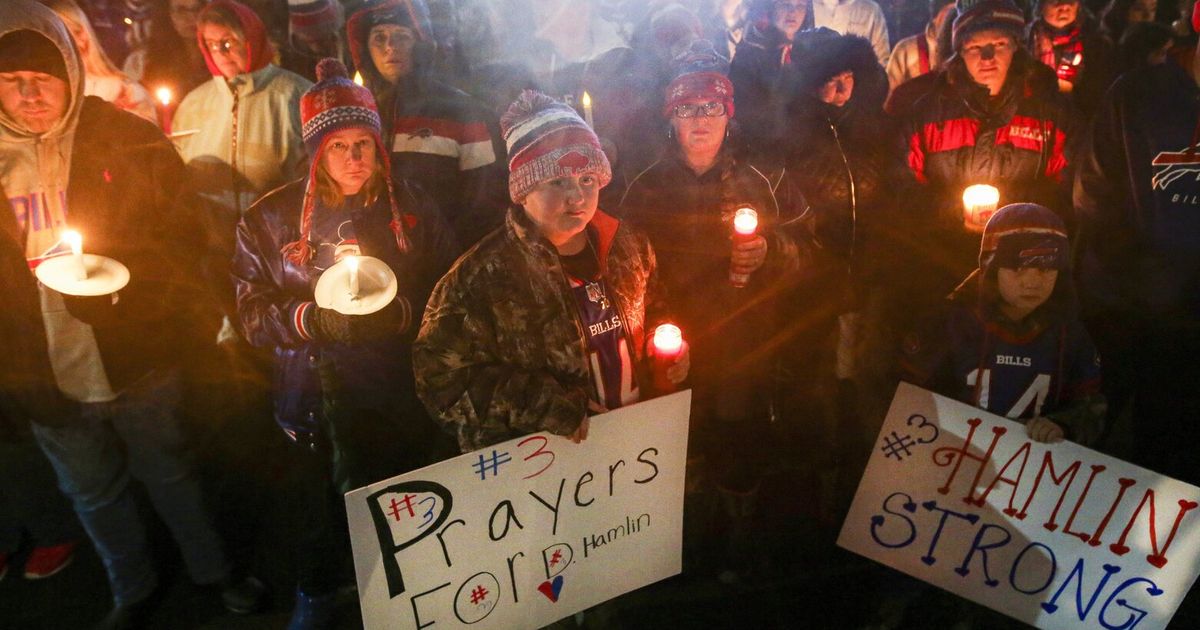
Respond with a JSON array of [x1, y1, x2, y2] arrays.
[[839, 383, 1200, 630], [345, 391, 691, 629]]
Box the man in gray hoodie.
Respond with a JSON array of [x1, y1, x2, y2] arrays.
[[0, 1, 261, 626]]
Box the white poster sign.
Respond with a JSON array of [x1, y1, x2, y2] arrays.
[[839, 383, 1200, 629], [346, 391, 691, 629]]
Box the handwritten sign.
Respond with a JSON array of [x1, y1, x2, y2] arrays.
[[838, 383, 1200, 629], [345, 391, 691, 629]]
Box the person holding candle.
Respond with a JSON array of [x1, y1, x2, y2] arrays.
[[414, 90, 686, 455], [173, 0, 312, 223], [232, 57, 457, 629], [0, 1, 264, 626], [1026, 0, 1116, 117], [900, 203, 1105, 446], [40, 0, 157, 123], [617, 41, 809, 583], [898, 0, 1077, 325], [346, 0, 506, 247]]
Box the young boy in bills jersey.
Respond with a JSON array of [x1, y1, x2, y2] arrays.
[[901, 203, 1106, 445]]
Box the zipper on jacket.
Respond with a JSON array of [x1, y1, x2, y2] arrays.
[[828, 120, 858, 275]]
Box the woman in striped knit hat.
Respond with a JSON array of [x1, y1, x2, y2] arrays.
[[231, 57, 458, 630]]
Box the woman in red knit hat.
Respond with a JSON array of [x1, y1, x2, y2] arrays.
[[232, 58, 458, 630]]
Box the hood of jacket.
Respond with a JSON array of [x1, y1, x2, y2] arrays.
[[784, 31, 887, 124], [0, 0, 84, 142], [196, 0, 275, 78]]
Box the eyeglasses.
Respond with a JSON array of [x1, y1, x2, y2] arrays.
[[671, 101, 726, 118], [203, 37, 240, 54]]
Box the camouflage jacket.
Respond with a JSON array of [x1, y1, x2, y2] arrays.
[[414, 206, 669, 453]]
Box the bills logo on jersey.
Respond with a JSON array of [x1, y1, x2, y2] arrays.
[[1152, 145, 1200, 194], [585, 281, 610, 309]]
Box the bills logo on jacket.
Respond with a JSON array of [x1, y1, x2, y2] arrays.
[[1153, 146, 1200, 202]]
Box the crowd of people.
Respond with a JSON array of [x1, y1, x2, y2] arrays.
[[1, 0, 1198, 628]]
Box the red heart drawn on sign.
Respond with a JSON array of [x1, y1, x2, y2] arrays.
[[537, 575, 564, 603]]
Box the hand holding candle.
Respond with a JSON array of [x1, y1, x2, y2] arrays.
[[962, 184, 999, 233], [651, 324, 689, 392], [35, 229, 129, 296], [729, 206, 762, 288]]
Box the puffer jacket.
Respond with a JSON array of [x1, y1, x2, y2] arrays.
[[414, 208, 669, 453], [232, 178, 458, 442], [783, 32, 898, 290], [1026, 15, 1115, 119], [901, 53, 1077, 298]]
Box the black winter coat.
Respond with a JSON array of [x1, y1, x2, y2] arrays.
[[1074, 62, 1200, 326], [0, 97, 214, 430]]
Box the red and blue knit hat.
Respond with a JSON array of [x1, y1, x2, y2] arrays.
[[500, 91, 612, 203], [288, 0, 339, 41], [663, 39, 734, 118], [281, 58, 409, 265], [951, 0, 1026, 51], [979, 203, 1069, 271]]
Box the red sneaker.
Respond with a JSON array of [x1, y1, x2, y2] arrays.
[[23, 541, 77, 579]]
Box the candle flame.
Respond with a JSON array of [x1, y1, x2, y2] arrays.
[[345, 255, 359, 272], [653, 324, 683, 355], [63, 230, 83, 256], [156, 86, 172, 106], [733, 207, 758, 235], [962, 184, 1000, 209], [581, 91, 592, 108], [353, 71, 364, 86]]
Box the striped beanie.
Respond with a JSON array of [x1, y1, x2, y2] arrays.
[[979, 203, 1069, 271], [281, 58, 409, 266], [663, 39, 734, 118], [951, 0, 1025, 51], [500, 91, 612, 203]]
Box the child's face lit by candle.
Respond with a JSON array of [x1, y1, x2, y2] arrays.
[[996, 267, 1057, 321]]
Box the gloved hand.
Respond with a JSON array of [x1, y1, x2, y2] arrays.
[[310, 299, 410, 345], [62, 292, 121, 326]]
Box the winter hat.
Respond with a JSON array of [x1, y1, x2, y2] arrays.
[[0, 30, 68, 82], [289, 0, 339, 41], [281, 58, 409, 265], [197, 0, 276, 77], [346, 0, 433, 75], [663, 39, 735, 118], [951, 0, 1026, 51], [979, 203, 1069, 271], [648, 4, 704, 52], [501, 91, 612, 204]]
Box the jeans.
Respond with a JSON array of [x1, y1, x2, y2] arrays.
[[0, 436, 80, 553], [31, 368, 230, 604]]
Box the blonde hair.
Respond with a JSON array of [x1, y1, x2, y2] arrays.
[[42, 0, 126, 80], [313, 155, 387, 209]]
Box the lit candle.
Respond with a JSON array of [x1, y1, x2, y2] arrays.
[[64, 229, 87, 281], [581, 91, 595, 129], [652, 323, 684, 393], [730, 207, 759, 288], [353, 71, 364, 86], [652, 324, 683, 358], [962, 184, 1000, 231], [155, 86, 173, 135], [346, 255, 360, 298]]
